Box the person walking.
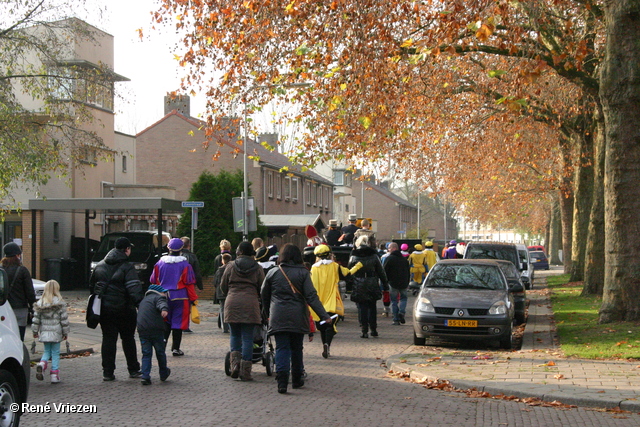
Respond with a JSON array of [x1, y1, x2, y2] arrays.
[[150, 238, 197, 357], [180, 236, 202, 333], [137, 284, 171, 385], [309, 244, 360, 359], [383, 243, 411, 325], [220, 241, 265, 381], [32, 280, 69, 383], [214, 253, 232, 333], [2, 242, 36, 341], [407, 243, 429, 284], [89, 237, 144, 381], [424, 241, 438, 270], [348, 235, 389, 338], [261, 244, 332, 394]]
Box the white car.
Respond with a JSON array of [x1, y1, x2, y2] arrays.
[[516, 244, 534, 290], [33, 278, 46, 300]]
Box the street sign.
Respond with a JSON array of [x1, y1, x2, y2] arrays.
[[232, 197, 257, 233], [182, 201, 204, 208]]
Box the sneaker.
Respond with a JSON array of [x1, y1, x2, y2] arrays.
[[184, 328, 194, 333], [399, 313, 406, 324], [50, 370, 60, 384], [392, 321, 400, 325], [129, 371, 143, 379], [172, 349, 184, 357], [36, 361, 47, 381], [160, 368, 171, 382], [103, 374, 116, 382], [141, 378, 152, 386]]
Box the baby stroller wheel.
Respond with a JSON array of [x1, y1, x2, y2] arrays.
[[264, 351, 274, 376], [224, 351, 231, 376]]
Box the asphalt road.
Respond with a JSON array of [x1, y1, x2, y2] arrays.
[[23, 270, 640, 427]]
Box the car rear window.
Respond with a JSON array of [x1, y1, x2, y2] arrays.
[[530, 252, 547, 260], [465, 245, 519, 267], [426, 264, 505, 290]]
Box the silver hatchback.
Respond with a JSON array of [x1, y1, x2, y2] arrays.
[[413, 259, 518, 349]]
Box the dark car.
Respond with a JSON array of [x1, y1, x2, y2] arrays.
[[494, 260, 526, 325], [529, 251, 550, 270], [90, 231, 171, 289], [412, 259, 520, 350]]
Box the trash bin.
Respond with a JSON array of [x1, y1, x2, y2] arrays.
[[45, 258, 62, 285], [45, 258, 77, 290]]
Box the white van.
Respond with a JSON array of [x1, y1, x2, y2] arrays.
[[516, 244, 534, 289], [0, 267, 30, 426]]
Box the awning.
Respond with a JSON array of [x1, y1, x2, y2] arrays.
[[259, 214, 326, 230]]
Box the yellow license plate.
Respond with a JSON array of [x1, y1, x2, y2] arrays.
[[446, 319, 478, 327]]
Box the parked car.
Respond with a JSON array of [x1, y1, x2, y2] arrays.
[[494, 260, 527, 325], [412, 259, 520, 350], [90, 231, 171, 289], [463, 242, 527, 280], [529, 251, 550, 270], [33, 278, 46, 300], [0, 267, 30, 426], [516, 244, 534, 289], [528, 245, 545, 252]]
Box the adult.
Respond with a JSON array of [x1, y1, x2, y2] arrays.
[[150, 238, 197, 357], [180, 237, 203, 291], [407, 243, 429, 284], [261, 244, 332, 394], [324, 219, 342, 246], [424, 241, 438, 271], [2, 242, 36, 341], [348, 235, 389, 338], [220, 241, 265, 381], [89, 237, 144, 381], [340, 214, 360, 245], [213, 239, 234, 329], [383, 243, 411, 325], [251, 237, 265, 253], [214, 253, 232, 333], [213, 239, 234, 273], [445, 240, 458, 259], [353, 219, 376, 248], [309, 245, 359, 359]]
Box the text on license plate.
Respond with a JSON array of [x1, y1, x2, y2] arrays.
[[446, 319, 478, 327]]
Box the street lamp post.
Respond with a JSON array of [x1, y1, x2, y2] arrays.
[[241, 82, 311, 241]]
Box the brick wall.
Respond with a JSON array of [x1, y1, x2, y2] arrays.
[[199, 275, 216, 300]]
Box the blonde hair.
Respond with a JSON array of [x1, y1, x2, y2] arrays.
[[251, 237, 264, 251], [355, 235, 369, 248], [220, 239, 231, 250], [41, 280, 63, 305]]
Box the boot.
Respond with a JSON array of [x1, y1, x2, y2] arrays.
[[36, 361, 47, 381], [322, 343, 329, 359], [239, 360, 253, 381], [50, 370, 60, 384], [292, 372, 304, 389], [276, 372, 289, 394], [230, 351, 241, 379]]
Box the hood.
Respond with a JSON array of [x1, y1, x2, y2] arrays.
[[423, 288, 508, 309], [104, 248, 129, 265], [351, 245, 378, 257], [34, 297, 65, 312], [389, 250, 403, 258], [233, 255, 260, 276]]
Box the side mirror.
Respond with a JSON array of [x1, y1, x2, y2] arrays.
[[509, 282, 524, 293], [0, 267, 8, 306]]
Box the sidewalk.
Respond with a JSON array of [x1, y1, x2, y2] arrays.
[[388, 277, 640, 411]]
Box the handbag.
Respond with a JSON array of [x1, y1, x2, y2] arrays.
[[191, 300, 201, 324], [85, 293, 101, 329]]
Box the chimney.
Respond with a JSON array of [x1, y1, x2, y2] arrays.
[[258, 133, 279, 152], [164, 94, 190, 117]]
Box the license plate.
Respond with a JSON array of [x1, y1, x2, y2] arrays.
[[446, 319, 478, 327]]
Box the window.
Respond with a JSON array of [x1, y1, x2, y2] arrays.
[[312, 184, 317, 206], [276, 174, 282, 200], [53, 222, 60, 243], [267, 171, 274, 198], [324, 187, 329, 208], [333, 170, 345, 185], [345, 203, 349, 212], [317, 185, 322, 207], [122, 156, 127, 173], [306, 182, 311, 205], [292, 178, 299, 202], [79, 146, 97, 165], [284, 176, 291, 200]]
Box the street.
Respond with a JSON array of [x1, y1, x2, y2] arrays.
[[23, 274, 640, 427]]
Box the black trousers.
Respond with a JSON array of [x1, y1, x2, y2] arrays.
[[358, 301, 378, 333], [100, 309, 140, 376], [164, 325, 183, 351]]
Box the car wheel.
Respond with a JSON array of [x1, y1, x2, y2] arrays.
[[224, 352, 231, 376], [499, 324, 513, 350], [264, 352, 274, 377], [413, 332, 426, 346], [0, 369, 22, 427]]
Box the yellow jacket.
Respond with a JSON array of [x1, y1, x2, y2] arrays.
[[310, 260, 362, 321], [408, 251, 428, 272], [424, 249, 438, 270]]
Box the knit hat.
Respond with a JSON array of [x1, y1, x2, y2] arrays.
[[3, 242, 21, 257], [148, 284, 167, 293], [237, 241, 256, 257], [115, 237, 133, 250], [167, 238, 184, 252]]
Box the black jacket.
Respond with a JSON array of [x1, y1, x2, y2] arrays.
[[5, 264, 36, 310], [89, 248, 144, 313], [348, 245, 388, 303], [325, 228, 342, 246], [261, 263, 329, 336], [384, 250, 411, 290], [182, 249, 203, 290], [137, 290, 169, 336]]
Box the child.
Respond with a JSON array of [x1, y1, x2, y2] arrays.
[[137, 284, 170, 385], [32, 280, 69, 384]]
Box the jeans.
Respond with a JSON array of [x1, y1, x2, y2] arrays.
[[229, 323, 257, 361], [390, 288, 408, 321], [100, 309, 140, 376], [358, 300, 378, 333], [140, 333, 169, 380], [41, 342, 61, 371], [274, 332, 304, 375]]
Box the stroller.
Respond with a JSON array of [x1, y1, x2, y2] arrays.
[[224, 324, 275, 377]]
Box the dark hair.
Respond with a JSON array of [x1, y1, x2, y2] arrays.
[[278, 243, 303, 265], [237, 241, 256, 257], [221, 253, 232, 263]]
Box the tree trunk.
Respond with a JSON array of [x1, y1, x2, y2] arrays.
[[569, 130, 594, 282], [599, 0, 640, 322], [582, 103, 605, 296], [558, 137, 574, 274], [547, 197, 563, 265]]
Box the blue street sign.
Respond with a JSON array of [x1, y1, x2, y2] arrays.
[[182, 201, 204, 208]]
